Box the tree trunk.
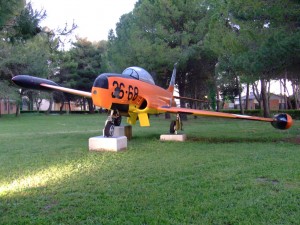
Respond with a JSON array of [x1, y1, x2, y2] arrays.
[[216, 88, 220, 112], [208, 88, 216, 111], [46, 94, 53, 115], [60, 102, 64, 114], [284, 72, 288, 110], [245, 83, 249, 110], [28, 93, 33, 111], [68, 100, 71, 112], [287, 98, 293, 109], [236, 76, 244, 114], [8, 97, 10, 114], [178, 71, 187, 120], [87, 99, 94, 113], [35, 97, 42, 113], [279, 78, 283, 110], [267, 80, 271, 110], [293, 82, 299, 109], [261, 78, 270, 117], [83, 98, 86, 111], [252, 83, 261, 109], [15, 102, 20, 117]]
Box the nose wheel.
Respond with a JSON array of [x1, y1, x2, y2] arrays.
[[104, 121, 115, 137], [103, 110, 122, 137]]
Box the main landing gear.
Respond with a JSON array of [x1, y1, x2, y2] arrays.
[[103, 110, 122, 137], [169, 113, 183, 134]]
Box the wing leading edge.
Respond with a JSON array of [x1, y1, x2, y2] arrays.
[[158, 106, 293, 130]]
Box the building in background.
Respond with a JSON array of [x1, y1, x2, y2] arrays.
[[232, 92, 287, 110], [0, 98, 17, 115]]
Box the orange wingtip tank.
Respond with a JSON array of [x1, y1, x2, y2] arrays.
[[271, 113, 293, 130]]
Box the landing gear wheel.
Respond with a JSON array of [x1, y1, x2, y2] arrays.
[[104, 121, 114, 137], [113, 116, 122, 126], [170, 120, 176, 134]]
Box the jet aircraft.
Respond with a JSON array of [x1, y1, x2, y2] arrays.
[[12, 64, 293, 137]]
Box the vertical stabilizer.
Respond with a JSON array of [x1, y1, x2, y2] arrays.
[[167, 63, 177, 93]]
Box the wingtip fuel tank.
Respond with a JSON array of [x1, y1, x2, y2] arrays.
[[12, 75, 59, 91]]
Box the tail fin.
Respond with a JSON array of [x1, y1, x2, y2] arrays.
[[167, 63, 177, 93]]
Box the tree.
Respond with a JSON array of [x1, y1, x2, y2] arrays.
[[0, 2, 48, 115], [108, 0, 215, 112], [0, 1, 78, 115], [59, 38, 107, 113], [0, 0, 24, 29], [206, 0, 300, 116], [9, 2, 46, 42], [0, 34, 54, 111]]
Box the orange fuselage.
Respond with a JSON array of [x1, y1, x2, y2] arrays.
[[91, 73, 176, 116]]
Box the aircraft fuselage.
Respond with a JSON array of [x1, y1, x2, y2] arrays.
[[92, 73, 176, 116]]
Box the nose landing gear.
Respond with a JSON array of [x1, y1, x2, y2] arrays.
[[169, 113, 183, 134], [103, 110, 122, 137]]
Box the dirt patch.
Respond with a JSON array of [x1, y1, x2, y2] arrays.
[[284, 136, 300, 145], [256, 177, 279, 185]]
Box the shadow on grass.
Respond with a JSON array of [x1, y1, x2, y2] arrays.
[[187, 136, 299, 144]]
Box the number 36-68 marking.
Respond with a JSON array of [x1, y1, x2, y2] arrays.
[[111, 81, 138, 100]]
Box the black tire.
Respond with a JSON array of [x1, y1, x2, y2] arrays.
[[170, 120, 176, 134], [113, 116, 122, 126], [104, 121, 114, 137]]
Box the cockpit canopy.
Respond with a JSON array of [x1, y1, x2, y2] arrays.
[[122, 67, 155, 85]]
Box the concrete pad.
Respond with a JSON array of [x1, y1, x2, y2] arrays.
[[160, 134, 187, 142], [114, 126, 132, 140], [89, 136, 127, 152]]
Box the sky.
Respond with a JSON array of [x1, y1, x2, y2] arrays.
[[29, 0, 138, 42], [28, 1, 292, 95]]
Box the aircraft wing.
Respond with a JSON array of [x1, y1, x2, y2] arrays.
[[157, 106, 293, 130], [12, 75, 92, 98], [40, 83, 92, 98], [173, 96, 208, 103]]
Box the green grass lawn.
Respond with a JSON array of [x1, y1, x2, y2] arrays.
[[0, 113, 299, 224]]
